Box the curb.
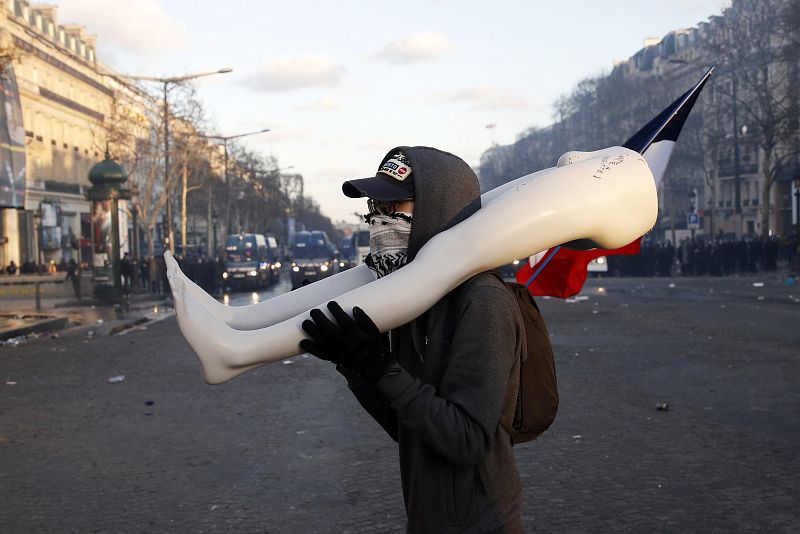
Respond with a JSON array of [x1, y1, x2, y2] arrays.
[[95, 316, 151, 337], [113, 310, 176, 336], [0, 314, 70, 341]]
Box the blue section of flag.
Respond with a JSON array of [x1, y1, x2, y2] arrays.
[[623, 67, 714, 154], [525, 246, 561, 288]]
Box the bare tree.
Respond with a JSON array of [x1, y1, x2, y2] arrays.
[[711, 0, 800, 238], [94, 78, 208, 258], [90, 82, 165, 258]]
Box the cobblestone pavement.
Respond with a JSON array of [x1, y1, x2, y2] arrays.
[[1, 275, 798, 533]]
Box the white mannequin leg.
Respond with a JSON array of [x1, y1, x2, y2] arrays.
[[165, 253, 375, 330], [174, 147, 657, 384], [166, 149, 605, 331]]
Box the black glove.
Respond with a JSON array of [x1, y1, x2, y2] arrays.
[[300, 301, 397, 383]]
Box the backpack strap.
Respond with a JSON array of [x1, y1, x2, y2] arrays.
[[442, 270, 503, 350]]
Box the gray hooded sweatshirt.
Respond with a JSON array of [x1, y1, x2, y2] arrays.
[[344, 146, 525, 533]]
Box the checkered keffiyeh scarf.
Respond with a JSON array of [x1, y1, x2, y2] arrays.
[[367, 213, 412, 278]]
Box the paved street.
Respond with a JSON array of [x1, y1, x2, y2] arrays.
[[1, 274, 799, 533]]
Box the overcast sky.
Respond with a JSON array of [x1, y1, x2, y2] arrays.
[[57, 0, 730, 223]]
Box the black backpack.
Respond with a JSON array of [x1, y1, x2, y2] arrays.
[[443, 272, 559, 444]]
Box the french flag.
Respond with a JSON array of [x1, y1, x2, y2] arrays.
[[517, 68, 715, 298]]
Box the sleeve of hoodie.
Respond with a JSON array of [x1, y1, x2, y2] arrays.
[[335, 365, 399, 443], [374, 284, 521, 466]]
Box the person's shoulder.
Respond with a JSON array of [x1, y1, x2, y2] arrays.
[[464, 271, 508, 293], [458, 272, 523, 333], [462, 271, 517, 308]]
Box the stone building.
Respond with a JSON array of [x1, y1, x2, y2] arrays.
[[0, 0, 149, 271], [613, 1, 799, 240]]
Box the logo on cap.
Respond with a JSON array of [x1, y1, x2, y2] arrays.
[[378, 152, 412, 182]]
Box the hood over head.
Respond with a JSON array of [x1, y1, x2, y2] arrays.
[[359, 146, 481, 262]]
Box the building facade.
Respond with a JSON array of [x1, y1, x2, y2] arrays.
[[0, 0, 150, 272], [613, 1, 799, 240]]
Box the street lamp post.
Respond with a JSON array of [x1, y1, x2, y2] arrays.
[[794, 177, 800, 275], [33, 210, 42, 276], [199, 128, 270, 236], [795, 180, 800, 238], [731, 76, 745, 237], [668, 59, 729, 236], [128, 183, 142, 291], [212, 212, 219, 257], [130, 183, 140, 261], [102, 68, 233, 255]]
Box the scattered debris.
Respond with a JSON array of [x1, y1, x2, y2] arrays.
[[50, 333, 59, 339], [6, 381, 17, 385], [752, 282, 765, 287], [757, 296, 765, 301], [656, 403, 670, 411], [296, 430, 306, 435], [565, 295, 589, 303], [668, 283, 676, 288], [0, 333, 39, 346], [572, 435, 582, 439], [107, 375, 126, 384], [145, 400, 154, 406], [282, 360, 294, 365]]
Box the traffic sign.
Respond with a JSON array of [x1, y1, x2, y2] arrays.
[[687, 212, 700, 230]]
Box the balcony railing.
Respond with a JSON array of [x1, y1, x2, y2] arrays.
[[717, 162, 760, 177]]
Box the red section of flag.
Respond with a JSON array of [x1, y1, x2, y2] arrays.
[[516, 238, 642, 298]]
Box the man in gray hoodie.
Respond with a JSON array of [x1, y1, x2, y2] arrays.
[[300, 146, 525, 533]]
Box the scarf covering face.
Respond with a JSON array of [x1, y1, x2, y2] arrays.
[[367, 213, 412, 278]]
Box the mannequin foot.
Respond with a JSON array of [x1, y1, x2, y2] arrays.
[[172, 288, 244, 384], [164, 251, 226, 320]]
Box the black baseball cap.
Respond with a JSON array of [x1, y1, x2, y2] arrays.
[[342, 151, 414, 201]]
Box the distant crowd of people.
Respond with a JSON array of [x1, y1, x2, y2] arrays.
[[2, 259, 57, 275], [134, 253, 224, 296], [0, 253, 227, 298], [608, 235, 797, 277], [3, 235, 798, 291]]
